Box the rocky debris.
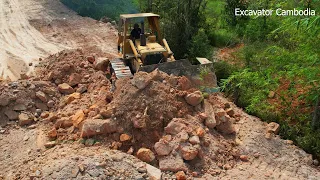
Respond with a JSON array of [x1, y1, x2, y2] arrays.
[[76, 84, 87, 94], [0, 95, 10, 106], [131, 72, 152, 90], [267, 122, 280, 135], [146, 164, 162, 180], [204, 100, 216, 128], [180, 143, 199, 160], [80, 119, 117, 137], [178, 76, 192, 91], [175, 171, 187, 180], [44, 141, 56, 148], [240, 155, 249, 162], [58, 83, 74, 94], [68, 73, 82, 86], [13, 104, 27, 111], [47, 100, 55, 108], [1, 57, 240, 178], [36, 91, 48, 102], [216, 119, 236, 134], [189, 136, 200, 145], [196, 127, 205, 137], [225, 108, 235, 117], [63, 92, 81, 105], [119, 133, 132, 142], [48, 128, 57, 139], [72, 110, 85, 128], [136, 148, 155, 163], [100, 108, 113, 118], [94, 58, 109, 71], [184, 91, 203, 106], [132, 113, 147, 129], [35, 102, 48, 111], [87, 56, 95, 64], [159, 154, 188, 172], [40, 111, 50, 119], [165, 120, 187, 135], [154, 141, 173, 156], [55, 117, 73, 129], [265, 132, 272, 139], [5, 110, 19, 120], [19, 113, 33, 126]]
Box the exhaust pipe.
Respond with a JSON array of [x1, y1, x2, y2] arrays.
[[140, 22, 146, 46]]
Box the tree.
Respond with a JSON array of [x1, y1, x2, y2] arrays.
[[140, 0, 208, 60], [225, 0, 247, 26]]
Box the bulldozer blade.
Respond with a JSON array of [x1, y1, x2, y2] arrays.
[[139, 59, 218, 88], [139, 59, 209, 77]]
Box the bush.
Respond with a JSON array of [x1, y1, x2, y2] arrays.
[[188, 29, 212, 62], [210, 29, 239, 47], [213, 61, 238, 82]]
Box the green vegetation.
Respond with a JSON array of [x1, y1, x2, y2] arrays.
[[60, 0, 138, 20], [139, 0, 210, 61], [218, 1, 320, 159], [61, 0, 320, 159]]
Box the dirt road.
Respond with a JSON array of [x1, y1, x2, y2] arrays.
[[0, 0, 117, 80]]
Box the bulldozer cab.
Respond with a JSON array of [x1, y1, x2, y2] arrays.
[[117, 13, 174, 73]]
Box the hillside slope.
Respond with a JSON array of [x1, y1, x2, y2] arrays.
[[0, 0, 117, 80], [0, 0, 319, 179]]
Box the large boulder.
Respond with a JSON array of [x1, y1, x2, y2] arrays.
[[184, 91, 203, 106], [80, 119, 117, 138]]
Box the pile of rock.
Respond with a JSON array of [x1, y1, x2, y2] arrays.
[[0, 80, 60, 126]]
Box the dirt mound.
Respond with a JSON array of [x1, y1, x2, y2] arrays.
[[16, 48, 240, 178], [37, 48, 114, 85]]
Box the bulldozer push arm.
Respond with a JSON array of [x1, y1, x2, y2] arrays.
[[162, 39, 175, 61]]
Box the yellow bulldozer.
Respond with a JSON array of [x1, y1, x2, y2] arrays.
[[111, 13, 213, 79]]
